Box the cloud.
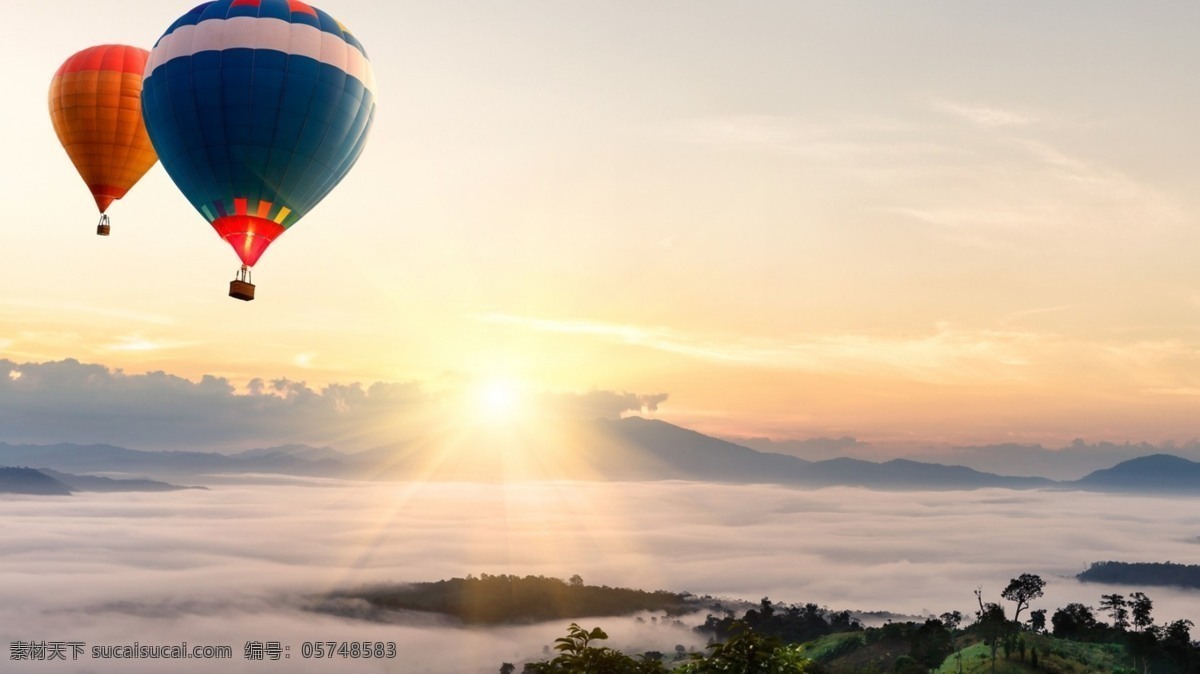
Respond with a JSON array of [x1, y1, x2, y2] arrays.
[[1, 481, 1198, 673], [657, 114, 958, 164], [932, 101, 1036, 128], [0, 358, 666, 451], [476, 312, 1054, 383], [1143, 387, 1200, 397], [477, 312, 771, 364], [540, 389, 669, 419], [657, 103, 1185, 258], [666, 114, 808, 147], [888, 104, 1187, 249]]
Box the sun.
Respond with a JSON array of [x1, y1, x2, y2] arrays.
[[471, 377, 525, 423]]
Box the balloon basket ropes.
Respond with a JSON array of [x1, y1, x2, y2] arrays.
[[96, 214, 110, 237], [229, 265, 255, 302]]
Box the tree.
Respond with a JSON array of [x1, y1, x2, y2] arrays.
[[568, 574, 583, 588], [1129, 592, 1153, 633], [908, 618, 953, 672], [1099, 593, 1129, 631], [677, 621, 817, 674], [829, 610, 856, 631], [893, 654, 924, 674], [938, 611, 964, 674], [526, 621, 823, 674], [1028, 608, 1046, 634], [523, 623, 666, 674], [1051, 603, 1098, 640], [1163, 619, 1193, 646], [1159, 620, 1199, 674], [500, 664, 515, 674], [1126, 627, 1160, 674], [1000, 574, 1045, 625], [759, 596, 776, 619], [975, 590, 1008, 674]]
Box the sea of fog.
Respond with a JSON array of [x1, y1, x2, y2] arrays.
[[3, 480, 1199, 673]]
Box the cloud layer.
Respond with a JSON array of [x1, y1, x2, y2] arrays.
[[2, 481, 1198, 673]]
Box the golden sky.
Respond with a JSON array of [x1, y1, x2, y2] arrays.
[[4, 1, 1200, 447]]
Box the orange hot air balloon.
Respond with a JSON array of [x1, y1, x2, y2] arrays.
[[49, 45, 158, 236]]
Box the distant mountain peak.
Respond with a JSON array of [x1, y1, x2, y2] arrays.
[[1112, 453, 1196, 467], [231, 444, 345, 461], [0, 467, 73, 495], [1076, 453, 1200, 492]]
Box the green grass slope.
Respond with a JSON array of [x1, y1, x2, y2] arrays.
[[788, 631, 1133, 674], [931, 635, 1131, 674]]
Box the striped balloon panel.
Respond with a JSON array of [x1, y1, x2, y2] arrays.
[[49, 45, 158, 213], [142, 0, 376, 267]]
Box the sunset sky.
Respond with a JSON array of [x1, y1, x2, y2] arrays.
[[5, 1, 1200, 448]]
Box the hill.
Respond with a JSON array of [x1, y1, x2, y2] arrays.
[[1078, 561, 1200, 589], [507, 592, 1161, 674], [230, 444, 347, 462], [929, 635, 1130, 674], [0, 466, 200, 494], [39, 469, 200, 493], [1075, 454, 1200, 492], [313, 574, 702, 625], [351, 417, 1053, 488], [0, 467, 72, 495], [738, 437, 1200, 481], [0, 441, 347, 480], [579, 418, 1053, 489], [0, 442, 238, 477]]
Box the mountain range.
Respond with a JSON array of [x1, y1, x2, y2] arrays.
[[1, 418, 1197, 494], [0, 466, 196, 495], [731, 436, 1200, 480]]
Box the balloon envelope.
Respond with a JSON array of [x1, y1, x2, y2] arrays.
[[141, 0, 377, 267], [49, 45, 159, 214]]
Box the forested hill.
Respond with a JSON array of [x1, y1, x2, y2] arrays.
[[1078, 561, 1200, 589], [318, 574, 704, 625]]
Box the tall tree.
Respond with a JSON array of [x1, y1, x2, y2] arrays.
[[940, 611, 965, 674], [1129, 592, 1153, 633], [1000, 574, 1046, 624], [1099, 594, 1130, 631], [975, 590, 1008, 674]]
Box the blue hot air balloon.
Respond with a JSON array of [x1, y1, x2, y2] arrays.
[[142, 0, 377, 300]]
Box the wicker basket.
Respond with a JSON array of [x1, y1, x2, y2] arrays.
[[228, 280, 255, 301]]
